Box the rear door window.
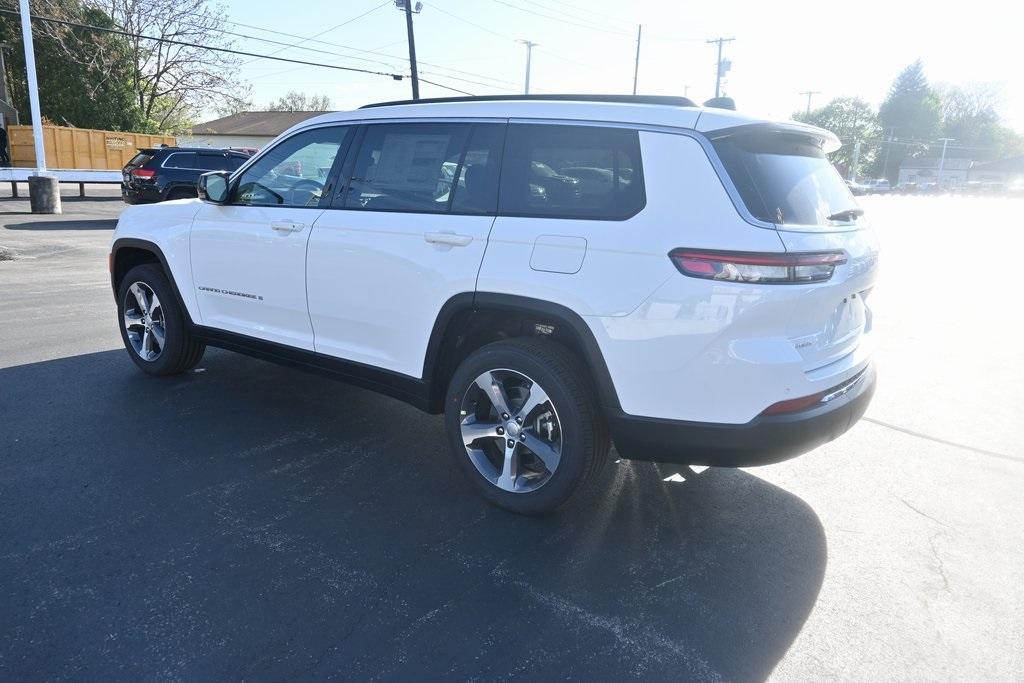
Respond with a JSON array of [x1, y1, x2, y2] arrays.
[[196, 153, 232, 171], [711, 130, 860, 227], [162, 152, 196, 169], [449, 124, 505, 215], [498, 124, 645, 220], [343, 123, 470, 213]]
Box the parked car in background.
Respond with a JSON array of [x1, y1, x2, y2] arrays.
[[845, 179, 870, 195], [122, 147, 252, 204], [861, 179, 891, 194]]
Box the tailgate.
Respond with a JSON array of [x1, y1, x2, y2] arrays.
[[778, 227, 880, 371]]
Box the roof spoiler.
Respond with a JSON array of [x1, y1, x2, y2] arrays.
[[703, 97, 736, 111]]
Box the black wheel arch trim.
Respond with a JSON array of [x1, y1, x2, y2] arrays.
[[421, 292, 622, 414], [110, 238, 195, 327]]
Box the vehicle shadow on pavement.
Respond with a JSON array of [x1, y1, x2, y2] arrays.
[[1, 348, 826, 682]]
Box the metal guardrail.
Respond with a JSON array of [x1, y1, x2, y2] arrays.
[[0, 167, 122, 198]]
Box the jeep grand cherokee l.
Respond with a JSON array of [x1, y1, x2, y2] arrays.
[[109, 94, 878, 515]]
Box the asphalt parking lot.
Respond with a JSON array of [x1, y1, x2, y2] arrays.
[[2, 188, 1022, 680]]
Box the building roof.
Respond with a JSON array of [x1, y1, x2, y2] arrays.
[[190, 111, 329, 136], [970, 155, 1024, 173], [899, 156, 973, 171]]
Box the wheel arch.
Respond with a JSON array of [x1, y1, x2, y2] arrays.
[[422, 292, 622, 415], [111, 238, 195, 326]]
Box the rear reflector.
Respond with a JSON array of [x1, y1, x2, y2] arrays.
[[669, 249, 846, 284], [760, 368, 868, 416], [130, 168, 156, 179]]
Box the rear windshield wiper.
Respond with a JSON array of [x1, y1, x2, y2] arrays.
[[827, 208, 864, 222]]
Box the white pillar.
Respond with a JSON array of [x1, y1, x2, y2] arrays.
[[19, 0, 46, 172]]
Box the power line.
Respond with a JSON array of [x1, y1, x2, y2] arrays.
[[489, 0, 632, 36], [241, 0, 392, 66], [222, 17, 517, 88], [429, 3, 515, 41], [515, 0, 626, 34], [417, 75, 474, 96], [0, 8, 406, 80]]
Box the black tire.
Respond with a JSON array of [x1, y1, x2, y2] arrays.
[[117, 263, 205, 375], [165, 187, 197, 201], [444, 338, 610, 515]]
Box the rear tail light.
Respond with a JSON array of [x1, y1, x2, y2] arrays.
[[669, 249, 847, 284], [130, 168, 156, 179]]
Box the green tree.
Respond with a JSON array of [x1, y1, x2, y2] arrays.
[[794, 97, 880, 178], [0, 0, 145, 131], [266, 91, 332, 112], [935, 82, 1024, 161], [877, 60, 941, 181]]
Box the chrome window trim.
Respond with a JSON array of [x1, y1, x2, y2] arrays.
[[233, 114, 779, 230]]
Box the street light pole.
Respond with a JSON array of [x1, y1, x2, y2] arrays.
[[518, 40, 537, 95], [18, 0, 59, 213], [632, 24, 642, 95]]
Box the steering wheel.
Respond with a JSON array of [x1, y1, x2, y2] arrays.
[[288, 179, 325, 206]]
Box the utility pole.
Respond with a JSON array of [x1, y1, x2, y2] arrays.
[[518, 39, 538, 95], [799, 90, 821, 115], [0, 43, 11, 112], [882, 128, 895, 181], [632, 24, 642, 95], [849, 141, 861, 181], [936, 137, 955, 188], [395, 0, 421, 100], [706, 37, 734, 98]]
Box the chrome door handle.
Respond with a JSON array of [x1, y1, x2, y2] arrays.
[[424, 231, 472, 247], [271, 221, 304, 232]]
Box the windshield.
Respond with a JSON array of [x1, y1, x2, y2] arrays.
[[712, 131, 860, 228]]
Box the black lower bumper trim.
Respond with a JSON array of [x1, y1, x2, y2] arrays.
[[608, 365, 876, 467]]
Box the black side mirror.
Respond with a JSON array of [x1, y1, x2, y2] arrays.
[[198, 171, 230, 204]]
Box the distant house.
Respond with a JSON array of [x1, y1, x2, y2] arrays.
[[176, 111, 329, 149], [968, 155, 1024, 186], [897, 156, 972, 188]]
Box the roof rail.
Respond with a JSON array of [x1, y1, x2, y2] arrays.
[[360, 94, 698, 109]]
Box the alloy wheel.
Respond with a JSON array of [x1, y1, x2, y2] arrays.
[[459, 368, 563, 493], [123, 282, 165, 362]]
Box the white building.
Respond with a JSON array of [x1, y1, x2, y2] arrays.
[[176, 111, 329, 150], [897, 156, 972, 188]]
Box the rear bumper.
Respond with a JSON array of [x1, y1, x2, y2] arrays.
[[121, 183, 161, 204], [608, 364, 876, 467]]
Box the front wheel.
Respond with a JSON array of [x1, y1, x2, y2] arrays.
[[444, 338, 609, 515], [117, 264, 205, 375]]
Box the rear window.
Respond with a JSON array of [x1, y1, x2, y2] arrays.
[[499, 124, 644, 220], [126, 152, 153, 168], [712, 131, 859, 227]]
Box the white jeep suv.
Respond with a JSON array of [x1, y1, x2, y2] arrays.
[[110, 95, 878, 514]]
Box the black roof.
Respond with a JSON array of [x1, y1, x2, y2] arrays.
[[360, 94, 698, 109], [138, 146, 250, 155]]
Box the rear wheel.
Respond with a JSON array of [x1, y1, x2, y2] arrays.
[[117, 264, 205, 375], [445, 338, 609, 514]]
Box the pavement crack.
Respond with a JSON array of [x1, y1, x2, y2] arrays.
[[927, 532, 952, 593], [897, 496, 951, 529], [863, 417, 1022, 464]]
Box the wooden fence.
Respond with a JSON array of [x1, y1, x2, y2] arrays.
[[8, 124, 176, 170]]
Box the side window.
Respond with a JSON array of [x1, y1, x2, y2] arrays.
[[196, 154, 230, 171], [343, 123, 470, 213], [498, 124, 645, 220], [233, 127, 346, 208], [226, 155, 248, 171], [450, 124, 505, 215], [163, 152, 196, 169]]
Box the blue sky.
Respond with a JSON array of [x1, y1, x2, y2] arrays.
[[217, 0, 1024, 136]]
